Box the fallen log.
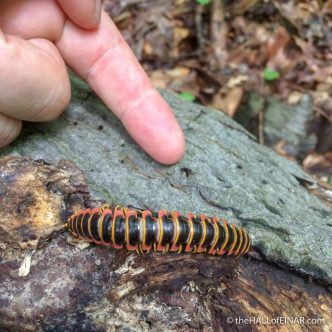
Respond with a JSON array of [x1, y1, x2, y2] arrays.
[[0, 74, 331, 331]]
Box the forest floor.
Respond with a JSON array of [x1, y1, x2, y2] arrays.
[[103, 0, 332, 187]]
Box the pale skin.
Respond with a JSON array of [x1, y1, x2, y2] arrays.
[[0, 0, 185, 164]]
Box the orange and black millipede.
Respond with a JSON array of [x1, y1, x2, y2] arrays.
[[67, 205, 251, 256]]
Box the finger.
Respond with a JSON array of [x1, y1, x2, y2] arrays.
[[56, 0, 101, 30], [0, 0, 65, 42], [0, 0, 100, 41], [57, 11, 185, 164], [0, 31, 70, 122], [0, 113, 22, 148]]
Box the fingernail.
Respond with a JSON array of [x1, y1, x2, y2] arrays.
[[95, 0, 102, 24]]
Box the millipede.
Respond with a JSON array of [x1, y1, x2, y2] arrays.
[[67, 205, 251, 256]]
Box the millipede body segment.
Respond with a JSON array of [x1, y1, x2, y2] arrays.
[[67, 205, 251, 256]]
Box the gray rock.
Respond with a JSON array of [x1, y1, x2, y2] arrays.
[[1, 73, 331, 285]]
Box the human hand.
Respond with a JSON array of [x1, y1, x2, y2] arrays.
[[0, 0, 185, 164]]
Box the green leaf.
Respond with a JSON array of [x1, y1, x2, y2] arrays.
[[328, 176, 332, 186], [196, 0, 212, 5], [179, 91, 196, 102], [263, 68, 280, 81]]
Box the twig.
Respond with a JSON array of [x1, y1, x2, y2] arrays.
[[210, 0, 228, 69]]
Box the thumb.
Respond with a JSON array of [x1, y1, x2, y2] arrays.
[[57, 0, 102, 30]]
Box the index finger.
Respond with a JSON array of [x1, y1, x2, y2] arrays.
[[56, 11, 185, 165]]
